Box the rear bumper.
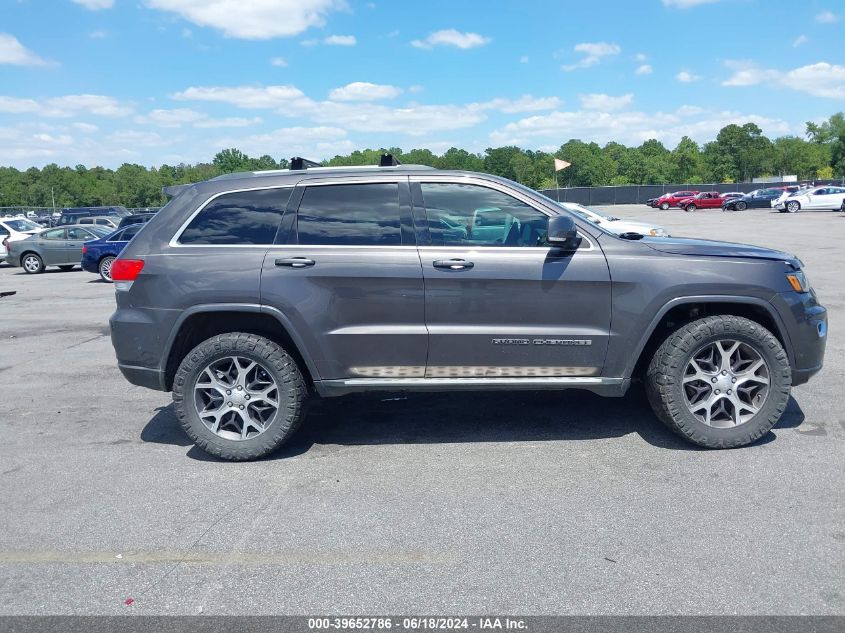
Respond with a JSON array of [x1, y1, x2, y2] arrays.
[[110, 305, 178, 392]]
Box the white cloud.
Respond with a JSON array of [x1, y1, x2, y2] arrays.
[[215, 126, 354, 158], [579, 93, 633, 111], [172, 84, 309, 108], [270, 56, 288, 67], [0, 94, 132, 117], [143, 0, 345, 39], [107, 130, 168, 147], [792, 34, 808, 47], [0, 33, 51, 66], [662, 0, 722, 7], [490, 106, 790, 148], [816, 11, 838, 23], [324, 34, 356, 46], [635, 64, 653, 75], [328, 82, 402, 101], [305, 102, 487, 135], [139, 108, 206, 127], [194, 116, 262, 128], [562, 41, 620, 71], [411, 29, 491, 50], [477, 95, 561, 113], [722, 61, 845, 99], [676, 70, 701, 82], [71, 0, 114, 9], [72, 122, 99, 133]]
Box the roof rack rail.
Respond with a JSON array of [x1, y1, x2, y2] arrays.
[[289, 157, 322, 170], [379, 153, 401, 167]]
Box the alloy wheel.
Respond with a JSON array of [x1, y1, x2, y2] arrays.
[[100, 257, 114, 282], [23, 255, 41, 273], [682, 339, 770, 428], [193, 356, 280, 441]]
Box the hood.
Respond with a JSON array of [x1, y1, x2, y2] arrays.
[[641, 236, 801, 267], [608, 219, 661, 232]]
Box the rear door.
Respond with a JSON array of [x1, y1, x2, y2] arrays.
[[412, 177, 611, 378], [260, 178, 427, 380], [36, 227, 67, 264]]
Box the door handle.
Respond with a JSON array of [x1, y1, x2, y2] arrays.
[[433, 258, 474, 270], [275, 257, 315, 268]]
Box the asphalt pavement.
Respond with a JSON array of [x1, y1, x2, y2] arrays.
[[0, 205, 842, 615]]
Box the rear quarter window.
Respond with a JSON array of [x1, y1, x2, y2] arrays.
[[178, 188, 291, 245]]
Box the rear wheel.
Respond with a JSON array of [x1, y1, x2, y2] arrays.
[[660, 202, 670, 210], [645, 315, 791, 448], [786, 201, 800, 213], [99, 256, 115, 283], [22, 253, 43, 274], [172, 332, 307, 461]]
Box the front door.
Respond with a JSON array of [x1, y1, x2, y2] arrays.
[[260, 178, 427, 380], [65, 227, 92, 264], [412, 179, 611, 378]]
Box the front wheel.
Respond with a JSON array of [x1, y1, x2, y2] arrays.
[[660, 202, 670, 210], [645, 315, 791, 448], [685, 204, 696, 212], [22, 253, 44, 274], [99, 256, 115, 283], [735, 201, 747, 211], [172, 332, 307, 460], [786, 201, 800, 213]]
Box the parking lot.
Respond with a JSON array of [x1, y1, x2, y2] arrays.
[[0, 204, 842, 615]]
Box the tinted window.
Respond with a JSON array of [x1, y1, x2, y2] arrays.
[[179, 188, 290, 245], [110, 224, 140, 242], [420, 183, 548, 248], [42, 228, 65, 240], [296, 183, 401, 246], [67, 227, 93, 240]]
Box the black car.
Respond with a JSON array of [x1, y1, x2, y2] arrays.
[[117, 213, 156, 229], [57, 206, 131, 226], [722, 189, 781, 211]]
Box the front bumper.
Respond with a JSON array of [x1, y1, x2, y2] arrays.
[[770, 290, 827, 386]]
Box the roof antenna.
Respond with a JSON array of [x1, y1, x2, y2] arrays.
[[289, 157, 322, 170]]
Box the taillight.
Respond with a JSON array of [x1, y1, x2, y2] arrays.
[[81, 245, 87, 254], [111, 258, 144, 291]]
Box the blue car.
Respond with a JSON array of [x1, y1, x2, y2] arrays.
[[81, 223, 143, 282]]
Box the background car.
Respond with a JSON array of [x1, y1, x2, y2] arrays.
[[652, 191, 699, 210], [81, 223, 144, 282], [773, 186, 845, 213], [117, 212, 156, 229], [5, 224, 111, 274], [560, 202, 668, 237], [677, 191, 724, 211], [1, 217, 43, 262], [722, 188, 782, 211], [57, 206, 130, 226], [721, 192, 744, 200], [77, 216, 119, 229]]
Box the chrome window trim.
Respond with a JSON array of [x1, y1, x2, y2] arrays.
[[169, 184, 295, 248]]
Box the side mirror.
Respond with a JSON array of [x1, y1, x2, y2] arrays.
[[547, 215, 582, 251]]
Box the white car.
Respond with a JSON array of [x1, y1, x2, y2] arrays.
[[560, 202, 668, 237], [774, 186, 845, 213], [0, 216, 44, 263]]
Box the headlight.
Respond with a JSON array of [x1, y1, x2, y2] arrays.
[[786, 271, 810, 293], [649, 228, 666, 236]]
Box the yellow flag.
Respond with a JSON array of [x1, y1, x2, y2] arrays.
[[554, 158, 571, 171]]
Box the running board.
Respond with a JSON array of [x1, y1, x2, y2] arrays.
[[314, 376, 629, 398]]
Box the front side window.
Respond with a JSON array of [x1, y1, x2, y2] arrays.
[[420, 182, 548, 248], [296, 183, 401, 246], [179, 188, 290, 245]]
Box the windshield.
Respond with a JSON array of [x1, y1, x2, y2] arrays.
[[88, 226, 113, 238], [3, 219, 40, 232]]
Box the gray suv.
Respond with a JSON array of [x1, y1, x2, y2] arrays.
[[110, 157, 827, 460]]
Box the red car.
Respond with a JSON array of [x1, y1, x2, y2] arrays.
[[678, 191, 725, 211], [653, 191, 699, 209]]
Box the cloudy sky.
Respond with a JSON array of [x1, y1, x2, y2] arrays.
[[1, 0, 843, 168]]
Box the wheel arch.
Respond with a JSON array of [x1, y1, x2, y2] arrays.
[[19, 250, 41, 266], [627, 296, 794, 380], [162, 304, 319, 392]]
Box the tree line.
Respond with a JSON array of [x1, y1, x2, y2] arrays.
[[1, 113, 843, 209]]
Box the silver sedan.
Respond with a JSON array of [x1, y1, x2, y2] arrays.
[[5, 224, 112, 274]]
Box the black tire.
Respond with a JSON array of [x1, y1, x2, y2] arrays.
[[685, 204, 696, 212], [172, 332, 307, 460], [21, 252, 44, 274], [660, 202, 670, 210], [99, 256, 115, 283], [58, 265, 74, 271], [786, 201, 800, 213], [736, 201, 747, 211], [645, 315, 791, 449]]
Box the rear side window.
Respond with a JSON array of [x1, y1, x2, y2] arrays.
[[179, 188, 290, 245], [296, 183, 401, 246]]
